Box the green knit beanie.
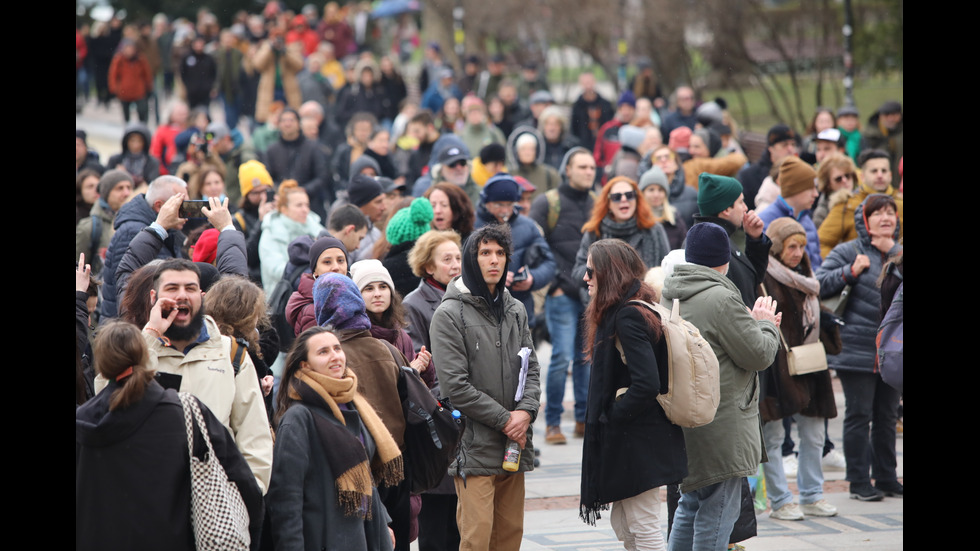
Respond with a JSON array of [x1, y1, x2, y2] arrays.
[[386, 197, 434, 246], [697, 173, 743, 216]]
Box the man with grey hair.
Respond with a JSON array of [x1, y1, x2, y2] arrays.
[[100, 175, 188, 319]]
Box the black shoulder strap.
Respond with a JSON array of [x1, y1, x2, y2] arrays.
[[230, 337, 249, 376], [90, 215, 102, 259]]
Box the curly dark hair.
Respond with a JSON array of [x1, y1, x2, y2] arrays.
[[468, 223, 512, 260]]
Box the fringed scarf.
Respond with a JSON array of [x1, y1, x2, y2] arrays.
[[288, 368, 404, 518], [765, 259, 820, 344]]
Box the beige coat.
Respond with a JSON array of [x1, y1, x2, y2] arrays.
[[95, 315, 273, 493], [251, 41, 304, 123]]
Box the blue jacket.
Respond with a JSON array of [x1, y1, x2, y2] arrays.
[[815, 197, 901, 374], [758, 196, 822, 271], [474, 205, 556, 327], [101, 194, 183, 319]]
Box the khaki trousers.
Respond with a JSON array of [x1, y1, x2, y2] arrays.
[[454, 473, 525, 551]]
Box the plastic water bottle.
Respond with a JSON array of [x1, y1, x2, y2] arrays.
[[502, 440, 521, 472]]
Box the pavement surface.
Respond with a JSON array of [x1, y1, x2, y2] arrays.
[[77, 98, 903, 551], [520, 343, 904, 551]]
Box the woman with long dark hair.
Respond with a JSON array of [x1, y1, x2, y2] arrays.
[[268, 326, 402, 550], [579, 239, 686, 550], [349, 259, 432, 380]]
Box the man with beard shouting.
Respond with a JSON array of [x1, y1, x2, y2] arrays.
[[101, 258, 273, 493]]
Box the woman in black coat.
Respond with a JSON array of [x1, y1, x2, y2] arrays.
[[267, 326, 401, 551], [579, 239, 687, 549], [76, 321, 262, 551]]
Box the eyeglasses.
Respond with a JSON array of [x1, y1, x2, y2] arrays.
[[833, 173, 854, 184], [609, 191, 637, 203], [447, 160, 467, 169], [585, 266, 594, 279]]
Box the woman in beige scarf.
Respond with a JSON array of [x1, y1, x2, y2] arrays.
[[759, 217, 841, 522], [268, 326, 403, 550]]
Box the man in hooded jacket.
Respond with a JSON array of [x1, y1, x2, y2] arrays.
[[430, 224, 541, 551]]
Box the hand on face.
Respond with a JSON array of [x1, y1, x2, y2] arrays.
[[743, 210, 764, 239]]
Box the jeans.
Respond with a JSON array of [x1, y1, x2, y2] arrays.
[[543, 293, 590, 427], [668, 477, 742, 551], [763, 416, 825, 510], [611, 487, 667, 551], [782, 416, 837, 457], [222, 94, 242, 130], [837, 370, 900, 485]]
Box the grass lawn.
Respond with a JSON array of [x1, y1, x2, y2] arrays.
[[704, 73, 904, 133]]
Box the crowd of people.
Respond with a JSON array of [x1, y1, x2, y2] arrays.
[[76, 4, 904, 551]]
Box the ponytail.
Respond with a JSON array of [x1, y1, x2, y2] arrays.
[[93, 321, 155, 411]]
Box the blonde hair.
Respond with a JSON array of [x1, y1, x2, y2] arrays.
[[277, 180, 307, 213], [408, 230, 462, 278]]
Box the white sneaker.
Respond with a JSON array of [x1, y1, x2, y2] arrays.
[[801, 499, 838, 517], [822, 449, 846, 471], [783, 454, 798, 478], [770, 502, 805, 521]]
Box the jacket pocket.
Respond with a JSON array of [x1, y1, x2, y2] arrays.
[[738, 374, 759, 411]]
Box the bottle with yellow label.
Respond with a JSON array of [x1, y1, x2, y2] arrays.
[[502, 440, 521, 472]]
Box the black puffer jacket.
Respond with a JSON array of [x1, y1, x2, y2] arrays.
[[101, 194, 184, 319], [815, 196, 902, 373]]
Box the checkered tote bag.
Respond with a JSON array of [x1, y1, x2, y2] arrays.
[[179, 392, 251, 551]]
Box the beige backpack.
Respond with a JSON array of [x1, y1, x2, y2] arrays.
[[615, 299, 720, 428]]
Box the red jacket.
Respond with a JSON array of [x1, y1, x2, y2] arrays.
[[108, 53, 153, 102], [285, 272, 317, 337], [593, 118, 624, 185]]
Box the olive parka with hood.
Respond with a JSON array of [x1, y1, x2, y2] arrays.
[[661, 264, 780, 493]]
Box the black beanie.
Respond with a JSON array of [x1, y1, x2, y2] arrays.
[[309, 236, 349, 273], [685, 223, 731, 267], [348, 174, 384, 207]]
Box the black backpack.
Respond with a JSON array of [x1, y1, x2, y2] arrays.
[[267, 265, 307, 353], [379, 338, 464, 493], [395, 365, 465, 493]]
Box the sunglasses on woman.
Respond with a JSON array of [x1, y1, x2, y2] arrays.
[[609, 191, 636, 203], [833, 173, 855, 184], [585, 266, 594, 279]]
